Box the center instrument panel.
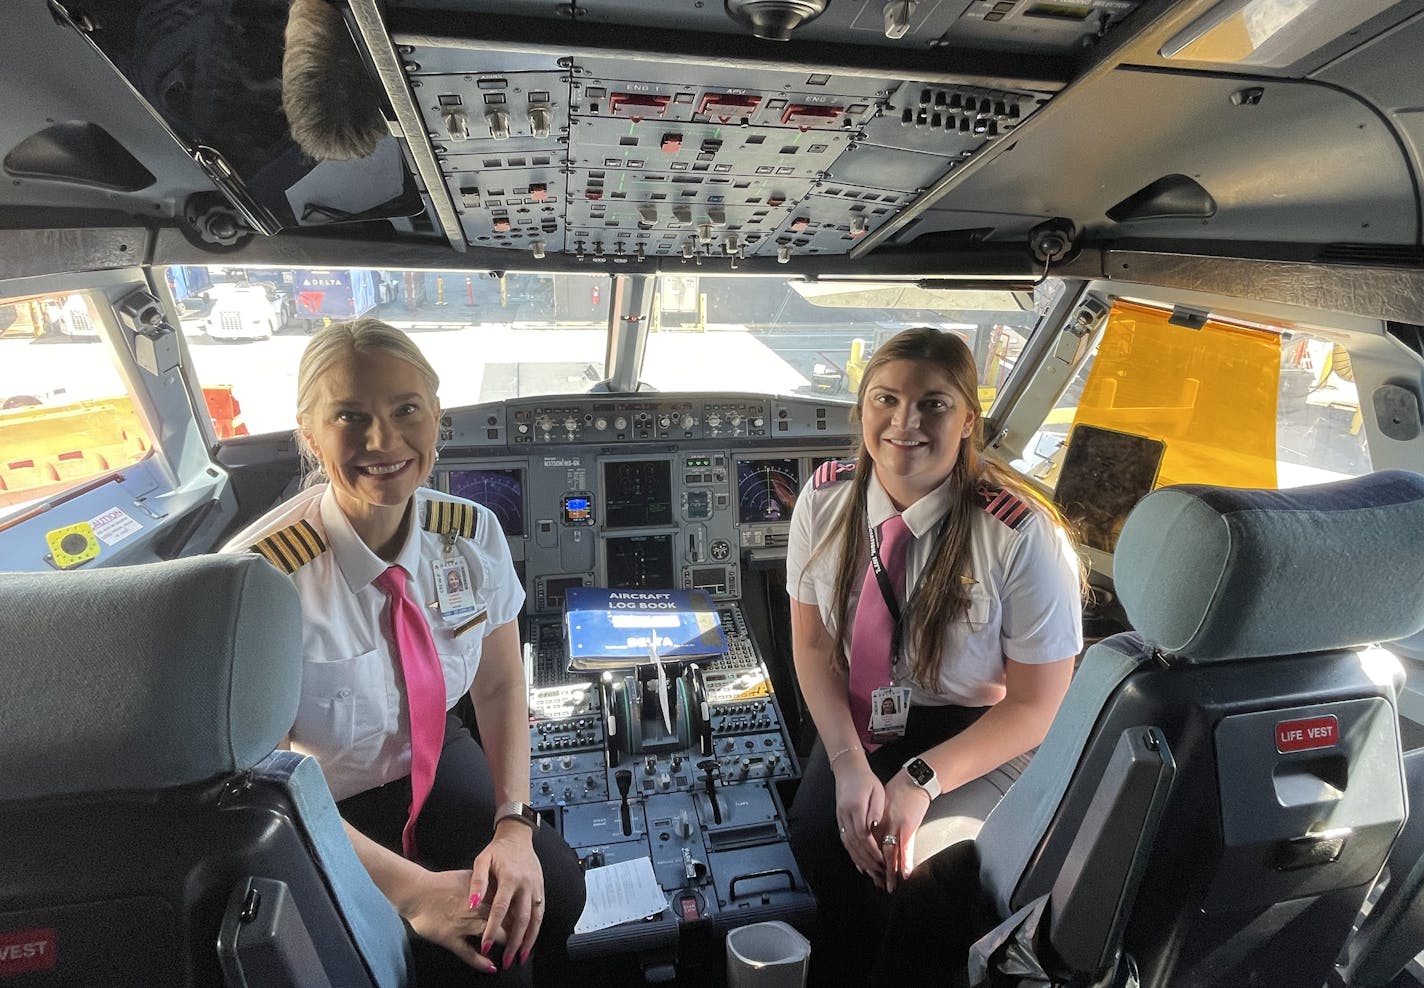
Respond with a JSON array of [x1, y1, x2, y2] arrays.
[[437, 392, 855, 604], [436, 392, 852, 964]]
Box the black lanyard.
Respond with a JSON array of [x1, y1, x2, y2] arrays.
[[865, 510, 952, 668]]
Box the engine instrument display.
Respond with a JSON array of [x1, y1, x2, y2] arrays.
[[446, 467, 525, 537], [736, 458, 800, 524], [603, 459, 673, 529], [606, 534, 675, 590]]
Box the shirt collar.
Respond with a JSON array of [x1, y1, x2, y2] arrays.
[[865, 469, 955, 539], [320, 485, 427, 592]]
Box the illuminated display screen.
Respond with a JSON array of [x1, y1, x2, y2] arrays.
[[736, 458, 801, 524], [603, 460, 673, 529], [446, 468, 524, 537], [606, 534, 675, 590], [562, 493, 594, 526], [544, 575, 586, 609], [685, 455, 712, 468]]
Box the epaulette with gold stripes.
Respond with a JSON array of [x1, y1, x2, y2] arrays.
[[250, 520, 327, 574], [978, 486, 1032, 531], [812, 458, 855, 489], [423, 499, 479, 539]]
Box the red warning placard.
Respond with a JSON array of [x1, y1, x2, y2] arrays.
[[1276, 715, 1339, 753]]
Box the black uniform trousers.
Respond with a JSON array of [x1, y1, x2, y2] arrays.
[[787, 703, 990, 987], [338, 715, 586, 988]]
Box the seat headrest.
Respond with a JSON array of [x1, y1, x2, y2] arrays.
[[0, 554, 301, 801], [1114, 470, 1424, 661]]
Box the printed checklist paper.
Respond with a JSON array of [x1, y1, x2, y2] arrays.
[[573, 857, 668, 934]]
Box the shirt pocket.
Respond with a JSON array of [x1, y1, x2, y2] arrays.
[[296, 650, 388, 750], [433, 607, 487, 707], [946, 587, 1001, 683]]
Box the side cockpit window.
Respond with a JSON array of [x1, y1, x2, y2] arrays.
[[1018, 299, 1370, 553], [0, 290, 155, 524]]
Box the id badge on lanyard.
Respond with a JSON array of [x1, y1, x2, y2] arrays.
[[869, 685, 912, 739], [433, 534, 478, 619], [861, 510, 951, 742], [865, 517, 911, 741]]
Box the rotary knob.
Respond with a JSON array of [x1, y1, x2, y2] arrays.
[[751, 416, 764, 428], [535, 415, 552, 431], [706, 413, 722, 428], [680, 414, 694, 429], [658, 415, 671, 428], [595, 417, 608, 430], [614, 416, 628, 430], [730, 413, 743, 427], [517, 423, 530, 434]]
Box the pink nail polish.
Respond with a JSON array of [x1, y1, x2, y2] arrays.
[[481, 940, 492, 956], [520, 949, 530, 965], [468, 893, 481, 910]]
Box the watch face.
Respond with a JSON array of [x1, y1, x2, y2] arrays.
[[906, 758, 934, 786]]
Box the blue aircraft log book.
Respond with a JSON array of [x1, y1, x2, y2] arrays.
[[564, 587, 727, 671]]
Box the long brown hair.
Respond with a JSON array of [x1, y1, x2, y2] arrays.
[[814, 328, 1078, 691]]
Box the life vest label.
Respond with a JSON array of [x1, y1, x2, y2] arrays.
[[1276, 715, 1339, 753], [0, 928, 57, 975]]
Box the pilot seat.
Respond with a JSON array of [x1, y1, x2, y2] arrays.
[[878, 470, 1424, 988], [0, 554, 410, 987]]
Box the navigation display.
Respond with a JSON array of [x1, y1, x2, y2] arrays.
[[603, 459, 673, 529], [606, 534, 675, 590], [736, 457, 800, 523], [447, 467, 525, 537]]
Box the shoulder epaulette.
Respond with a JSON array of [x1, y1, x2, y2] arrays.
[[423, 499, 478, 539], [979, 486, 1032, 531], [812, 459, 856, 490], [250, 519, 327, 574]]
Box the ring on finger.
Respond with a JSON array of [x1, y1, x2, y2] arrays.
[[533, 897, 545, 906], [881, 834, 898, 846]]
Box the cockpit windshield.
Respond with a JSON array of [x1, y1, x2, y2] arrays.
[[169, 266, 1046, 435]]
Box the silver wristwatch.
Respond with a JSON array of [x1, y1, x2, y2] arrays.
[[901, 757, 941, 800], [495, 800, 541, 830]]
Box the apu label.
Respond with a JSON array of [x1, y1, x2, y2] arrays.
[[1276, 715, 1339, 753], [0, 928, 57, 975]]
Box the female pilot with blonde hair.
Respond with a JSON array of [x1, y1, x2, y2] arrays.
[[224, 318, 583, 985]]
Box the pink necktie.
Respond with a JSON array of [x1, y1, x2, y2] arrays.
[[848, 514, 912, 749], [375, 565, 446, 858]]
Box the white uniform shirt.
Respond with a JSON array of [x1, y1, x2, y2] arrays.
[[786, 465, 1082, 708], [222, 484, 524, 800]]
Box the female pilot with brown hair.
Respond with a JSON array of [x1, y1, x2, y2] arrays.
[[785, 327, 1084, 983]]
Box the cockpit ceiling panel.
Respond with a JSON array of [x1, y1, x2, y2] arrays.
[[935, 67, 1422, 246], [63, 0, 424, 233], [403, 43, 1053, 259], [390, 0, 1146, 56]]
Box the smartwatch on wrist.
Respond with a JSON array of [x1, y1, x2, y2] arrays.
[[901, 757, 941, 800], [495, 800, 541, 830]]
